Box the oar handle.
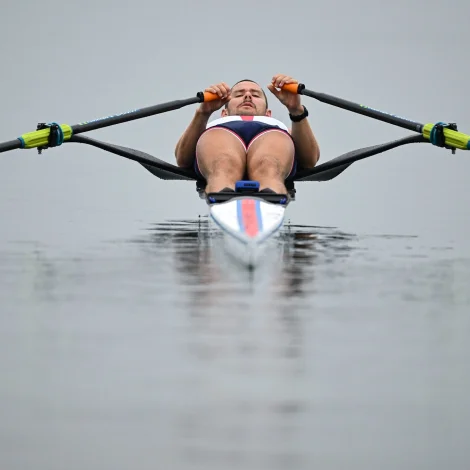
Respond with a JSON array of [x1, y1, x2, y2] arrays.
[[280, 83, 304, 94], [200, 91, 219, 102]]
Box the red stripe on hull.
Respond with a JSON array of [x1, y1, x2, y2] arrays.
[[240, 199, 259, 237]]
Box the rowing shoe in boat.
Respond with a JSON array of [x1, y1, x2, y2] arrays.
[[1, 82, 469, 270]]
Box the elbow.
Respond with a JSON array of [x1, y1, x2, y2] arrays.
[[175, 154, 186, 168], [175, 149, 193, 169], [174, 145, 185, 168], [301, 149, 320, 169], [174, 150, 182, 167], [312, 144, 320, 166]]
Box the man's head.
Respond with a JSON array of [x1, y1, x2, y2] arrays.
[[221, 79, 271, 117]]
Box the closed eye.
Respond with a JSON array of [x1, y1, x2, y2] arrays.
[[234, 89, 262, 97]]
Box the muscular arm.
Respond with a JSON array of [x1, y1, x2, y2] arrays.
[[174, 109, 211, 168], [288, 106, 320, 169], [267, 75, 320, 169]]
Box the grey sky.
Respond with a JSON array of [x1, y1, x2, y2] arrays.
[[1, 0, 469, 240]]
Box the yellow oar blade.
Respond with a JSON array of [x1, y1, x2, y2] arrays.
[[18, 124, 73, 149], [422, 124, 470, 150]]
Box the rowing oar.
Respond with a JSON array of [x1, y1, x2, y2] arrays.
[[0, 91, 219, 154], [282, 83, 470, 152]]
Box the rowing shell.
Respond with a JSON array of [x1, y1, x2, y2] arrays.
[[207, 189, 290, 269]]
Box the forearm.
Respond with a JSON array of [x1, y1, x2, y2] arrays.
[[289, 108, 320, 169], [174, 109, 211, 168]]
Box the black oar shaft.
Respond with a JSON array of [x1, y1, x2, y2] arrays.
[[299, 86, 424, 133], [0, 94, 205, 154], [0, 140, 21, 153], [71, 96, 201, 135]]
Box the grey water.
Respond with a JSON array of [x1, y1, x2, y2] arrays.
[[1, 194, 469, 470]]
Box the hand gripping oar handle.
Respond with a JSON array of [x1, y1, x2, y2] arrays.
[[0, 90, 220, 154], [281, 83, 470, 151]]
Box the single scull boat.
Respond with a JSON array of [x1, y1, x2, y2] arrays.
[[206, 182, 291, 269], [1, 82, 469, 270]]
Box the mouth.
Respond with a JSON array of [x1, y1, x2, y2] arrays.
[[240, 102, 254, 108]]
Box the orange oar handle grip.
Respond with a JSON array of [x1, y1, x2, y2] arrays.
[[197, 91, 220, 102], [280, 82, 305, 94], [198, 83, 305, 102]]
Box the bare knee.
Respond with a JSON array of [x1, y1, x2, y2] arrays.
[[248, 154, 284, 180], [208, 153, 244, 179]]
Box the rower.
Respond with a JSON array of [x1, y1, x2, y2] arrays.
[[174, 74, 321, 194]]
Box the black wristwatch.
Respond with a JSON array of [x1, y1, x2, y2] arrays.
[[289, 105, 308, 122]]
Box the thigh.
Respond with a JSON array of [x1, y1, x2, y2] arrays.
[[246, 129, 295, 179], [195, 127, 247, 179]]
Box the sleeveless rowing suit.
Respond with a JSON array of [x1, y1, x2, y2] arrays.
[[194, 115, 297, 179]]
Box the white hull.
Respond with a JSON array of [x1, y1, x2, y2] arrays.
[[208, 195, 287, 269]]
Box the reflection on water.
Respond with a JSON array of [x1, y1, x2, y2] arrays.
[[1, 217, 470, 470], [124, 218, 470, 469], [134, 217, 359, 296]]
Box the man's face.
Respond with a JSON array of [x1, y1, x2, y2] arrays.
[[222, 81, 270, 117]]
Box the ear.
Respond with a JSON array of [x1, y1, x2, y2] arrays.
[[221, 108, 228, 117], [265, 109, 272, 117]]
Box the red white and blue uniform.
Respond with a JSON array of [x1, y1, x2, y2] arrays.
[[194, 115, 297, 179]]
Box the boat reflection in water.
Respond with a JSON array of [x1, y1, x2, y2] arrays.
[[137, 216, 358, 300], [132, 216, 359, 466]]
